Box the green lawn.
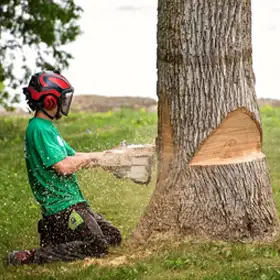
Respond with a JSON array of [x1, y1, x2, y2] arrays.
[[1, 106, 280, 280]]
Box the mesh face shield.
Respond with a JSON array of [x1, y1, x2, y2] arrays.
[[60, 90, 74, 116]]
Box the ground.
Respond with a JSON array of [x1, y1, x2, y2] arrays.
[[1, 106, 280, 279]]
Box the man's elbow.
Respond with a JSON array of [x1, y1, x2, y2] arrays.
[[53, 160, 74, 175]]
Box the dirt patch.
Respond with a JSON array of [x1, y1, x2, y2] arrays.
[[257, 98, 280, 107], [71, 94, 157, 113], [1, 96, 279, 116]]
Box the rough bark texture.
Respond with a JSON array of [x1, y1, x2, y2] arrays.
[[131, 0, 279, 243]]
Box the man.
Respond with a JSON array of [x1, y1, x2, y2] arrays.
[[7, 70, 122, 266]]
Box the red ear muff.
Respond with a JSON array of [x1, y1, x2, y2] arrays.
[[44, 95, 57, 110]]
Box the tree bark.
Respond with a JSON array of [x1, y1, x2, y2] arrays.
[[131, 0, 279, 243]]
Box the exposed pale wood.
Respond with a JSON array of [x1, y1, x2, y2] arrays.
[[157, 97, 174, 180], [190, 109, 263, 166], [190, 152, 265, 166]]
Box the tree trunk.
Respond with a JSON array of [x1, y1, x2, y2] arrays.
[[131, 0, 279, 243]]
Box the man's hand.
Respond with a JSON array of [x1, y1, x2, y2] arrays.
[[84, 152, 106, 168]]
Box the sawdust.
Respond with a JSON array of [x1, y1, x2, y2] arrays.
[[81, 233, 200, 269], [80, 232, 189, 269], [81, 249, 153, 268]]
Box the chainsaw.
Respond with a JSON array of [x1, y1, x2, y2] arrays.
[[87, 140, 156, 185]]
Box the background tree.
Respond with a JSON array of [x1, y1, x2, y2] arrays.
[[0, 0, 83, 110], [131, 0, 279, 243]]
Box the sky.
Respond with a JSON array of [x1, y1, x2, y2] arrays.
[[17, 0, 280, 105], [61, 0, 157, 99], [251, 0, 280, 100]]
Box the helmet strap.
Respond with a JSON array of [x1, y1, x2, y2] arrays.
[[55, 107, 61, 119], [42, 108, 55, 120]]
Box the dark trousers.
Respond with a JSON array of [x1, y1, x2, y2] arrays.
[[33, 203, 122, 264]]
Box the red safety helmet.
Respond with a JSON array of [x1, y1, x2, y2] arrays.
[[23, 70, 74, 118]]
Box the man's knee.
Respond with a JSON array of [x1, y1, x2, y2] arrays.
[[88, 210, 122, 246], [106, 227, 122, 246]]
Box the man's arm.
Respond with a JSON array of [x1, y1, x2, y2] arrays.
[[75, 152, 107, 157], [53, 152, 104, 176]]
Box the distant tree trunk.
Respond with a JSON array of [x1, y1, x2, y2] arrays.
[[131, 0, 279, 243]]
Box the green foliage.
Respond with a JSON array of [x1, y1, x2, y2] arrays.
[[0, 0, 83, 109], [2, 108, 280, 280]]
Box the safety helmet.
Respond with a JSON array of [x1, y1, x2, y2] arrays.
[[23, 70, 74, 118]]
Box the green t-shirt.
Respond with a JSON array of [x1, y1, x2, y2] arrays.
[[24, 117, 87, 216]]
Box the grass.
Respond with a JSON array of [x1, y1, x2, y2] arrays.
[[1, 106, 280, 279]]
